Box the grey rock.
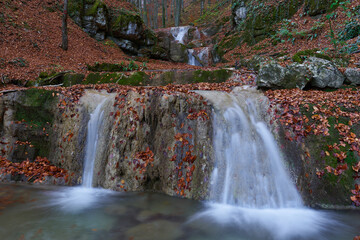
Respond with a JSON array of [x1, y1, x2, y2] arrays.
[[108, 37, 138, 54], [169, 41, 188, 62], [304, 57, 345, 88], [344, 68, 360, 85], [233, 1, 247, 26], [257, 62, 311, 89], [257, 62, 286, 88]]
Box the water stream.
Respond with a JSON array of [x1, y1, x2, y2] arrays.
[[82, 96, 108, 188]]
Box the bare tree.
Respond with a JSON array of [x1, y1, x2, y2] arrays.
[[162, 0, 166, 27], [61, 0, 68, 50]]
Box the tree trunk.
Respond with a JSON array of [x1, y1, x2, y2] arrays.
[[61, 0, 68, 50], [162, 0, 166, 27]]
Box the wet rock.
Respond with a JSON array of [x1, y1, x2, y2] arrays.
[[125, 220, 183, 240], [344, 68, 360, 85], [304, 57, 345, 88]]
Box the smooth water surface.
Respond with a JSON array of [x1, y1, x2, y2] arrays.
[[0, 183, 359, 240]]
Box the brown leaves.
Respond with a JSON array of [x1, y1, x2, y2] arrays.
[[0, 156, 68, 183]]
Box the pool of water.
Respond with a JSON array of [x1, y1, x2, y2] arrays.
[[0, 183, 359, 240]]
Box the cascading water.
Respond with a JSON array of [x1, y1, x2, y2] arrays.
[[82, 96, 108, 188], [47, 91, 115, 212], [188, 49, 201, 66], [210, 94, 302, 208], [171, 26, 190, 44], [191, 87, 337, 240]]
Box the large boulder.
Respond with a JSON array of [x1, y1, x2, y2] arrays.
[[344, 68, 360, 85], [169, 42, 188, 63], [257, 62, 310, 89], [109, 10, 144, 43], [304, 57, 345, 88]]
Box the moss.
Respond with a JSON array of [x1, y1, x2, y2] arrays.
[[292, 49, 331, 63], [192, 69, 232, 83], [112, 10, 143, 31], [15, 89, 57, 128], [85, 0, 105, 16], [84, 71, 148, 86], [63, 73, 85, 87]]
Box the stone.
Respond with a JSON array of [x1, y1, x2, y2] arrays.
[[109, 37, 138, 55], [344, 68, 360, 85], [125, 220, 183, 240], [257, 62, 286, 88], [304, 57, 345, 88], [169, 41, 188, 63], [233, 1, 247, 26], [257, 62, 311, 89]]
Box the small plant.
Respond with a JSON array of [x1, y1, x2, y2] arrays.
[[8, 57, 28, 67]]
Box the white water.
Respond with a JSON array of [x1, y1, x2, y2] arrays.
[[188, 49, 201, 66], [171, 26, 190, 44], [82, 96, 108, 188], [192, 87, 337, 239]]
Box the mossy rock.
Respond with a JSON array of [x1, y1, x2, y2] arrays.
[[304, 0, 337, 16], [239, 0, 303, 45], [150, 69, 233, 85], [84, 71, 149, 86], [15, 89, 57, 128], [63, 73, 85, 87], [292, 49, 331, 63]]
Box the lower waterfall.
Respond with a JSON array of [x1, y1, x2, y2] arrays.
[[191, 87, 338, 240]]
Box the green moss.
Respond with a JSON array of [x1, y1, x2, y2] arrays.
[[112, 10, 143, 31], [192, 69, 232, 83], [84, 71, 148, 86], [85, 0, 105, 16], [292, 49, 331, 63], [15, 89, 57, 128], [63, 73, 85, 87]]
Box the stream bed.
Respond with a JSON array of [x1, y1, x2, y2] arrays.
[[0, 183, 359, 240]]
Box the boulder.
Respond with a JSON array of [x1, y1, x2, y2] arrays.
[[257, 62, 311, 89], [344, 68, 360, 85], [232, 1, 247, 26], [257, 62, 286, 88], [304, 57, 345, 88], [109, 11, 144, 43], [169, 42, 188, 63]]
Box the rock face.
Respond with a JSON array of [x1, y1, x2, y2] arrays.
[[0, 88, 214, 200], [69, 0, 157, 56], [344, 68, 360, 85], [232, 0, 335, 45], [304, 57, 345, 88], [257, 62, 310, 89]]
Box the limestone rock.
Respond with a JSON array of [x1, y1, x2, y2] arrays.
[[304, 57, 345, 88], [344, 68, 360, 85]]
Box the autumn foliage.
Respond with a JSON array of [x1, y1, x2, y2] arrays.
[[0, 156, 68, 183]]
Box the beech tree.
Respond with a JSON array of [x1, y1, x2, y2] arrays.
[[61, 0, 68, 50]]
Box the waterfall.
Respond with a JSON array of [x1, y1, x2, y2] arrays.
[[171, 26, 190, 44], [82, 96, 109, 188], [188, 49, 201, 66], [210, 95, 302, 208], [191, 87, 334, 240]]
